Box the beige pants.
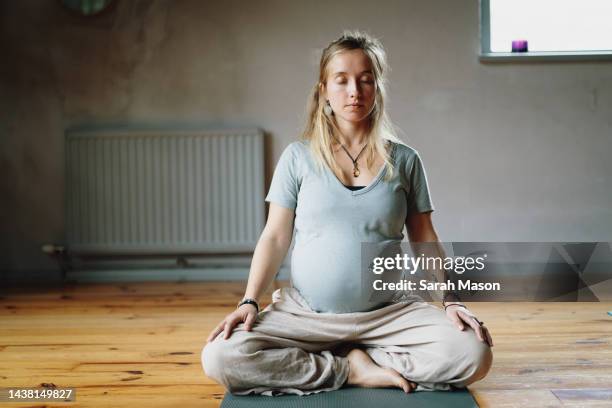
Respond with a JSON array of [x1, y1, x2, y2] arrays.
[[202, 287, 492, 396]]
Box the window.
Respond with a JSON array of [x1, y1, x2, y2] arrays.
[[480, 0, 612, 61]]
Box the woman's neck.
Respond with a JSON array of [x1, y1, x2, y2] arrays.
[[334, 118, 370, 148]]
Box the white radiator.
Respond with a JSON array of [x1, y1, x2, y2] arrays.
[[65, 129, 265, 255]]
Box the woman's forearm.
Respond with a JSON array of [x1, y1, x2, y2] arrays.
[[406, 212, 457, 302], [242, 233, 292, 303]]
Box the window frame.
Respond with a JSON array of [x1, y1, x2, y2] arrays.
[[479, 0, 612, 62]]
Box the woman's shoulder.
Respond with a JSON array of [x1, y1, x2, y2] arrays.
[[276, 140, 310, 160], [283, 139, 310, 153], [387, 139, 421, 162], [289, 139, 310, 150], [286, 140, 316, 165], [276, 140, 312, 174]]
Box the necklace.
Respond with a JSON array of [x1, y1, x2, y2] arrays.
[[332, 136, 368, 177]]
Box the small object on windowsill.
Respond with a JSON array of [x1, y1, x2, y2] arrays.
[[512, 40, 529, 52], [42, 244, 65, 255], [608, 311, 612, 316]]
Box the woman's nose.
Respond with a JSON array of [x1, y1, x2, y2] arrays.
[[347, 79, 361, 97]]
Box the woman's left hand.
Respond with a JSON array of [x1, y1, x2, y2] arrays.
[[445, 304, 494, 347]]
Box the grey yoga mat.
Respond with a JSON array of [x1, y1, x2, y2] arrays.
[[221, 387, 478, 408]]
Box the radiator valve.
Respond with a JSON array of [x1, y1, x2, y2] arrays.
[[177, 256, 189, 268]]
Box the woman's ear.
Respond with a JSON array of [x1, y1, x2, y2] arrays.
[[319, 82, 326, 100]]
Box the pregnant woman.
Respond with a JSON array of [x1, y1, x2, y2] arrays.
[[202, 31, 493, 396]]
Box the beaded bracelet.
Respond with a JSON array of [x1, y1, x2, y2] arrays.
[[237, 298, 259, 313], [444, 303, 467, 311]]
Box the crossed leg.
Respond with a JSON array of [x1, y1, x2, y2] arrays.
[[355, 300, 493, 391], [202, 288, 352, 396]]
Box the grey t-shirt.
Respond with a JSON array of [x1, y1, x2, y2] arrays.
[[265, 140, 435, 313]]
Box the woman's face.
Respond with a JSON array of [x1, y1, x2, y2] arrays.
[[322, 49, 377, 127]]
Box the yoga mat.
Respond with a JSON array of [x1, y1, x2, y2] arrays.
[[221, 387, 478, 408]]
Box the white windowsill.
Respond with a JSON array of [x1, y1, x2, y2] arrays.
[[479, 50, 612, 62]]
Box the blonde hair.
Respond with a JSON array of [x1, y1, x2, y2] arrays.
[[301, 30, 404, 181]]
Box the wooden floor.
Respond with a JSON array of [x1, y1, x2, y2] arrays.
[[1, 281, 611, 407]]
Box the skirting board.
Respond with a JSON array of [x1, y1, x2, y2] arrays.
[[66, 266, 291, 283]]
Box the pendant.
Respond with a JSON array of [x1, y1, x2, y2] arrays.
[[353, 167, 360, 177]]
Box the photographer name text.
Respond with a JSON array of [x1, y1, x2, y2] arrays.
[[372, 279, 501, 291]]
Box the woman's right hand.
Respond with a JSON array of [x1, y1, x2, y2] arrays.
[[206, 304, 258, 342]]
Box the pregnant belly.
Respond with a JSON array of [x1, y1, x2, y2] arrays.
[[290, 238, 401, 313]]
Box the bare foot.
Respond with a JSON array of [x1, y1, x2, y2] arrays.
[[346, 348, 415, 393]]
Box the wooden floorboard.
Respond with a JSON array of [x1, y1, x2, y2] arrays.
[[1, 281, 610, 407]]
